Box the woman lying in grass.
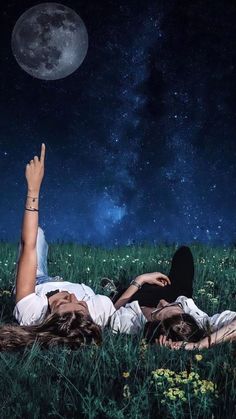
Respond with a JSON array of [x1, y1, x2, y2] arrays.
[[1, 144, 110, 350], [109, 247, 236, 350], [0, 143, 173, 351]]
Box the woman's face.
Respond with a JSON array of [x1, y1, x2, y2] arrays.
[[48, 291, 89, 316], [152, 299, 184, 321]]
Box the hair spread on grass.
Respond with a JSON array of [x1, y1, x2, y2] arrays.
[[0, 311, 102, 351], [143, 313, 206, 343]]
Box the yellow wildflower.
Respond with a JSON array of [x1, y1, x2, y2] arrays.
[[188, 372, 200, 380], [122, 371, 130, 378], [195, 354, 203, 362]]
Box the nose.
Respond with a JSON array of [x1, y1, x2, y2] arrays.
[[70, 293, 76, 303], [159, 299, 167, 307]]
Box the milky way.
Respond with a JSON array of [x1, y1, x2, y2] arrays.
[[0, 0, 236, 247]]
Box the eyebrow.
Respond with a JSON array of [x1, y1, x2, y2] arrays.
[[151, 302, 183, 316]]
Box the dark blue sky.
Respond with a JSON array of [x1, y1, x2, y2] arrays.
[[1, 0, 236, 247]]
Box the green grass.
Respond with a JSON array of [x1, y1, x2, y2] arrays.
[[0, 242, 236, 418]]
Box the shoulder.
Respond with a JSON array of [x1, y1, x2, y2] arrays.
[[13, 292, 48, 326], [86, 295, 116, 327], [109, 300, 147, 334]]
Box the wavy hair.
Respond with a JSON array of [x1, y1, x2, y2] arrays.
[[0, 311, 102, 352], [143, 313, 206, 344]]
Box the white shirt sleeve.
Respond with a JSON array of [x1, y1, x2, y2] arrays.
[[86, 295, 116, 327], [13, 293, 49, 326], [175, 296, 236, 332], [109, 301, 147, 334], [175, 296, 210, 328], [208, 310, 236, 332]]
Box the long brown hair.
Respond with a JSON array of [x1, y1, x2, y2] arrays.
[[0, 311, 102, 352], [143, 313, 206, 343]]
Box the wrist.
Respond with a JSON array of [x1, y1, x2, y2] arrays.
[[27, 188, 40, 196], [130, 278, 142, 289], [198, 338, 209, 350], [134, 275, 145, 286]]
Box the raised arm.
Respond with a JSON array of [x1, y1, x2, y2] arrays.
[[15, 143, 46, 303], [114, 272, 170, 310]]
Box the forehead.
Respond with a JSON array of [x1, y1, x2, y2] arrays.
[[163, 303, 182, 311], [155, 303, 182, 314], [54, 291, 70, 298], [57, 302, 83, 314]]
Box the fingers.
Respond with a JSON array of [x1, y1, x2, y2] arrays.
[[155, 275, 171, 287], [170, 341, 185, 350], [27, 144, 45, 166], [40, 143, 46, 164], [155, 335, 174, 348], [155, 335, 164, 346], [159, 334, 165, 345], [29, 157, 39, 164], [136, 272, 171, 287], [156, 273, 171, 285], [149, 272, 171, 283], [155, 336, 187, 350], [156, 280, 166, 287]]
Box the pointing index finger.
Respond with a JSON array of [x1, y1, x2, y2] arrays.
[[40, 143, 46, 163]]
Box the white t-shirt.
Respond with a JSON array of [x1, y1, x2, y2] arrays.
[[109, 296, 236, 335], [13, 281, 115, 328], [109, 301, 147, 334]]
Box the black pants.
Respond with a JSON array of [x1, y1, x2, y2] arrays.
[[113, 246, 194, 307]]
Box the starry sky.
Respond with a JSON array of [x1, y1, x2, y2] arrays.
[[1, 0, 236, 247]]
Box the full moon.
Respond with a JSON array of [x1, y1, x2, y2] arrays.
[[11, 3, 88, 80]]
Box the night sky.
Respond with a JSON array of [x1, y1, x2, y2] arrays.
[[1, 0, 236, 247]]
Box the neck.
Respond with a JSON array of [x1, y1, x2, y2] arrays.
[[140, 306, 156, 321]]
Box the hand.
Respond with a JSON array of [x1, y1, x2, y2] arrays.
[[155, 334, 173, 348], [136, 272, 171, 287], [25, 143, 46, 193], [169, 341, 205, 350]]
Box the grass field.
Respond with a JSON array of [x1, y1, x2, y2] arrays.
[[0, 242, 235, 418]]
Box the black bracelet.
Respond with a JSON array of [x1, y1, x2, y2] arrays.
[[25, 207, 39, 212], [130, 279, 142, 289]]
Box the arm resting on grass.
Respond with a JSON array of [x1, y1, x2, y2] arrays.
[[169, 319, 236, 350], [197, 319, 236, 349]]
